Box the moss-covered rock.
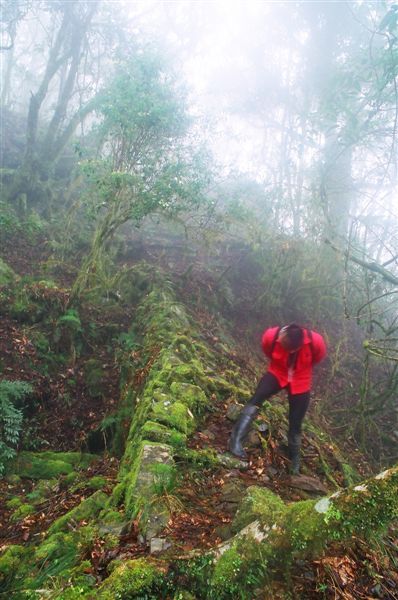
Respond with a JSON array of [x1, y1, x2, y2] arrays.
[[97, 558, 161, 599], [170, 381, 209, 416], [12, 451, 96, 479], [232, 486, 286, 534], [86, 475, 108, 490], [49, 491, 108, 534], [141, 420, 187, 447], [152, 399, 195, 434], [123, 442, 175, 539]]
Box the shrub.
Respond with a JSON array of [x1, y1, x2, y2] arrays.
[[0, 380, 33, 476]]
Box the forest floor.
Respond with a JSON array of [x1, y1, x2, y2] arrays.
[[1, 232, 398, 598]]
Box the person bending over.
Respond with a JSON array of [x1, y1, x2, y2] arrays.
[[229, 323, 326, 475]]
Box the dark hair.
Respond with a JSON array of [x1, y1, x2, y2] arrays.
[[284, 323, 304, 349]]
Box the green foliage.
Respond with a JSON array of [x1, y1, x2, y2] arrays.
[[10, 280, 65, 324], [55, 309, 82, 335], [0, 200, 20, 236], [0, 257, 17, 287], [0, 380, 33, 476], [0, 200, 45, 242], [54, 308, 83, 355], [149, 462, 178, 496], [10, 502, 35, 522], [71, 50, 211, 300]]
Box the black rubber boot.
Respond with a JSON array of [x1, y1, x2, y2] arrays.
[[229, 405, 259, 459], [288, 433, 301, 476]]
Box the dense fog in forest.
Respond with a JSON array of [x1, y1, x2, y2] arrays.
[[1, 2, 398, 599]]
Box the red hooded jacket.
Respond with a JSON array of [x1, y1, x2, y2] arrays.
[[261, 326, 327, 394]]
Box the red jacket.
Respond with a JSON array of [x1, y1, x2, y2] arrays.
[[261, 326, 327, 394]]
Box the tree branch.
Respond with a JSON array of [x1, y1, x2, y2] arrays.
[[325, 238, 398, 285]]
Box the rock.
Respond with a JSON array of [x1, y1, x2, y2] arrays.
[[225, 468, 245, 478], [216, 452, 249, 471], [131, 443, 175, 541], [288, 475, 328, 494], [267, 466, 278, 477], [150, 537, 171, 554], [98, 521, 130, 537], [247, 430, 262, 447], [220, 480, 246, 503], [226, 403, 244, 422], [258, 474, 271, 484], [201, 428, 216, 441], [215, 524, 233, 540], [256, 421, 269, 433]]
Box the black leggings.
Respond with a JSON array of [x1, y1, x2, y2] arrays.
[[247, 372, 310, 437]]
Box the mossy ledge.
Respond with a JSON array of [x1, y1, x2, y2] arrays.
[[110, 268, 252, 542]]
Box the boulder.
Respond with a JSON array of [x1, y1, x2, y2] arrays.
[[288, 475, 328, 494]]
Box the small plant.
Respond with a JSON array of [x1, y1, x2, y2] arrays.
[[0, 380, 33, 475], [150, 462, 178, 496], [55, 309, 82, 334], [54, 308, 83, 357]]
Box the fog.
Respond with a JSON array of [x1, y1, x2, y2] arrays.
[[1, 0, 398, 244]]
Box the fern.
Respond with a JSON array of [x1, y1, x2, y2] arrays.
[[56, 309, 82, 332], [0, 380, 33, 476]]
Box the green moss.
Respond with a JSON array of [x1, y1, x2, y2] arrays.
[[49, 565, 96, 600], [177, 447, 221, 469], [13, 451, 96, 479], [99, 509, 126, 524], [97, 558, 160, 599], [109, 481, 126, 507], [64, 471, 80, 486], [48, 491, 108, 534], [152, 399, 195, 434], [141, 420, 187, 447], [210, 537, 267, 599], [26, 479, 58, 503], [35, 531, 75, 561], [232, 486, 286, 534], [24, 526, 98, 595], [5, 496, 23, 510], [283, 499, 325, 556], [0, 545, 29, 585], [211, 544, 243, 590], [86, 476, 108, 490], [173, 593, 197, 600], [332, 469, 398, 540], [170, 381, 209, 416], [10, 503, 35, 522], [9, 280, 65, 324], [123, 441, 174, 521]]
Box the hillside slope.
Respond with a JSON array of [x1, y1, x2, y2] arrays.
[[0, 253, 397, 599]]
